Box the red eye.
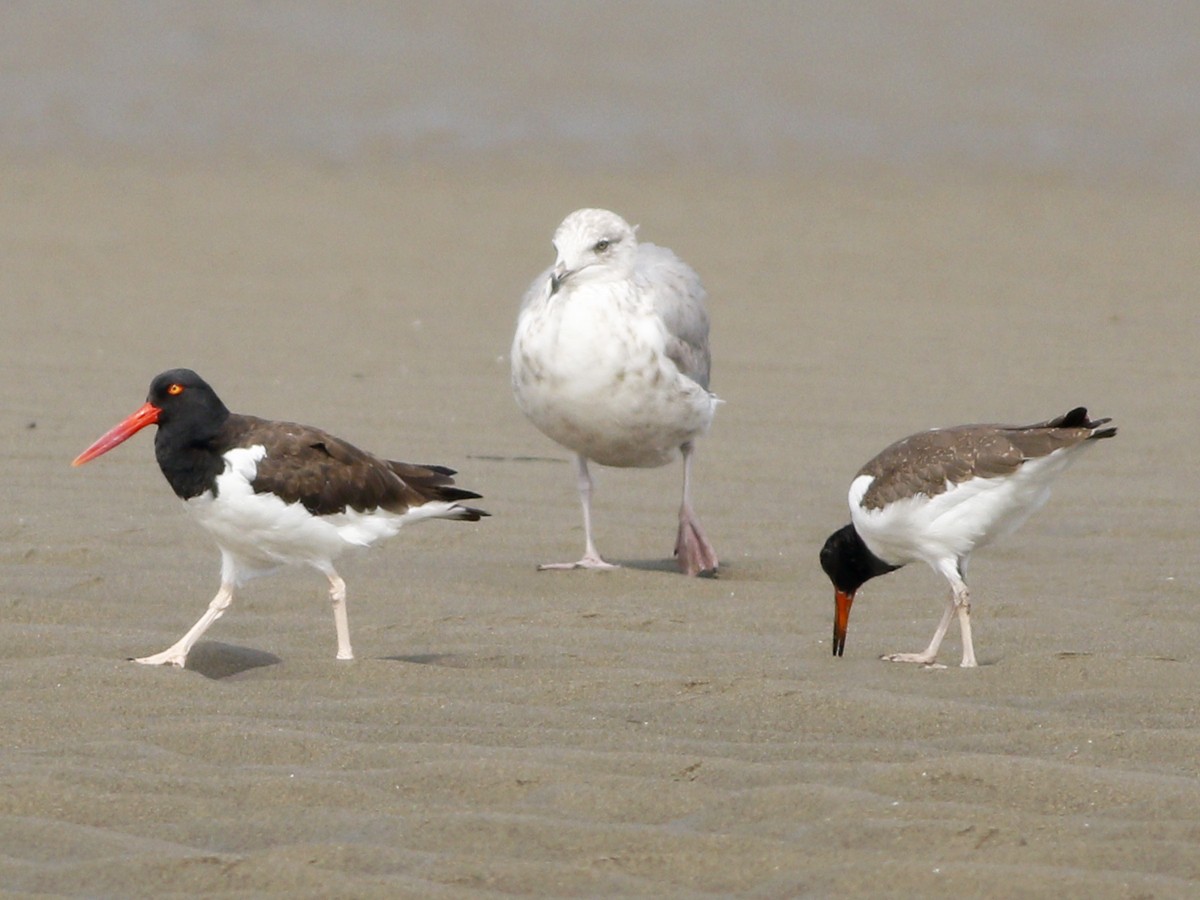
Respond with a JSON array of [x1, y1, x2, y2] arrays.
[[167, 384, 184, 396]]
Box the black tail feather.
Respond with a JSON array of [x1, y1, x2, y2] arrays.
[[436, 485, 484, 503], [1051, 407, 1116, 438], [451, 505, 489, 522]]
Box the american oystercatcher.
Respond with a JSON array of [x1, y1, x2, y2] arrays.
[[73, 369, 487, 667], [511, 208, 719, 576], [819, 407, 1116, 667]]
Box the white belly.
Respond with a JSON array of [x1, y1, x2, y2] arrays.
[[512, 289, 715, 468], [186, 446, 409, 584]]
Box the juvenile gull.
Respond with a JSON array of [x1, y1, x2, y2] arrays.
[[511, 208, 719, 575], [819, 407, 1116, 668]]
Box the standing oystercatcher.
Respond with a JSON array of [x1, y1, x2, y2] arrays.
[[819, 407, 1116, 667], [511, 208, 719, 575], [73, 368, 487, 667]]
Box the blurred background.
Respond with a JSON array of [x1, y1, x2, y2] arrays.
[[3, 1, 1197, 188]]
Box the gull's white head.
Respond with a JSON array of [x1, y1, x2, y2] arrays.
[[548, 208, 638, 295]]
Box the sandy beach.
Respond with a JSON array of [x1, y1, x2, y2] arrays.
[[1, 157, 1196, 897], [3, 3, 1200, 896]]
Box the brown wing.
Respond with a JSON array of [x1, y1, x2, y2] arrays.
[[385, 460, 486, 513], [858, 427, 1025, 509], [223, 415, 482, 517], [857, 407, 1115, 511], [1004, 407, 1117, 455]]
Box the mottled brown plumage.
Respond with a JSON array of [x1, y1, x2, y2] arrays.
[[822, 406, 1116, 667], [858, 407, 1115, 511]]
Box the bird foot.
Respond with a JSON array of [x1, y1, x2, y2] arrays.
[[881, 652, 945, 669], [537, 554, 619, 571], [674, 517, 718, 577], [132, 648, 188, 667]]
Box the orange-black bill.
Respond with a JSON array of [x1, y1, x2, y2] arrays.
[[72, 402, 160, 467], [833, 588, 855, 657]]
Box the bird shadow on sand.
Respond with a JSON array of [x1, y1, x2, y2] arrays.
[[611, 557, 723, 578], [383, 652, 474, 668], [173, 642, 282, 679], [381, 651, 582, 669]]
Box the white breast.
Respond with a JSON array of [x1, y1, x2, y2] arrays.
[[512, 279, 716, 468]]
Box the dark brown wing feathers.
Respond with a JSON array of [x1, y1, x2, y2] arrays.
[[386, 460, 486, 512], [221, 415, 486, 518], [858, 407, 1115, 510]]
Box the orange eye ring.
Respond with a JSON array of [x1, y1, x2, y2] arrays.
[[167, 383, 184, 396]]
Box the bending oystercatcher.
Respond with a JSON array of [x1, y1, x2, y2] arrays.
[[511, 208, 719, 575], [73, 368, 487, 667], [819, 407, 1116, 667]]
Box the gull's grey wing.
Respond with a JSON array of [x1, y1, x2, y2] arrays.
[[635, 242, 711, 389], [518, 264, 554, 313]]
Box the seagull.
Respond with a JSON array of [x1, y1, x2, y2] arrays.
[[73, 368, 487, 667], [511, 208, 719, 575], [819, 407, 1116, 667]]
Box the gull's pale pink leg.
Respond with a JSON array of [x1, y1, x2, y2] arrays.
[[674, 442, 718, 576], [539, 454, 618, 571]]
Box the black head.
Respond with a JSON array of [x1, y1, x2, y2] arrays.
[[144, 369, 230, 433], [821, 524, 890, 595], [819, 524, 901, 657], [73, 369, 232, 500], [144, 370, 231, 499]]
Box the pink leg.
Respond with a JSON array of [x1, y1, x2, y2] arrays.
[[674, 442, 718, 576], [134, 581, 234, 668], [883, 559, 977, 668], [882, 593, 954, 668], [321, 566, 354, 661], [539, 454, 619, 571]]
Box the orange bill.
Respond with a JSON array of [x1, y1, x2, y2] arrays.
[[833, 588, 855, 657], [72, 402, 160, 467]]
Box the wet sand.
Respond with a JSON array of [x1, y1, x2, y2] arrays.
[[2, 158, 1198, 896]]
